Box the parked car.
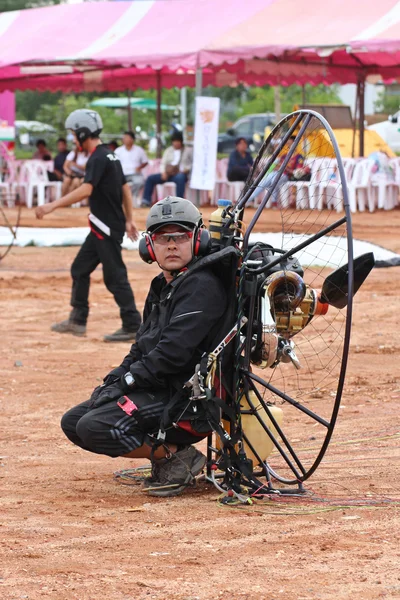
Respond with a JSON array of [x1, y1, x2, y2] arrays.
[[217, 113, 278, 154], [368, 111, 400, 153]]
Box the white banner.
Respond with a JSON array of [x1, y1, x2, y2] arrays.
[[190, 96, 220, 191]]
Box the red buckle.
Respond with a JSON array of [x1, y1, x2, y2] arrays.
[[117, 396, 138, 416]]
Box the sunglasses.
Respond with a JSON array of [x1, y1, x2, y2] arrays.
[[151, 231, 193, 246]]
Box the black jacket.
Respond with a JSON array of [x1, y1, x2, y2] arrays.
[[110, 253, 231, 392]]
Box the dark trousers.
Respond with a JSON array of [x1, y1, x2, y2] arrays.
[[70, 232, 141, 330], [227, 167, 250, 182], [61, 392, 201, 457], [142, 172, 188, 205]]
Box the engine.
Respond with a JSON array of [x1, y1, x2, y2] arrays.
[[246, 245, 328, 370]]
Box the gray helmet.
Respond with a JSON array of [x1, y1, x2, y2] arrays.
[[146, 196, 202, 233], [65, 109, 103, 143]]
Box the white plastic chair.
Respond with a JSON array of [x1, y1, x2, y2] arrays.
[[187, 187, 210, 206], [347, 159, 375, 213], [389, 157, 400, 185], [0, 154, 20, 207], [369, 158, 399, 210], [212, 157, 245, 204], [213, 157, 229, 203], [371, 174, 399, 210], [280, 158, 325, 210], [0, 161, 11, 206], [16, 160, 62, 208], [323, 158, 357, 213]]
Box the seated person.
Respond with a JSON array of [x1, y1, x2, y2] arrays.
[[141, 132, 192, 208], [251, 135, 307, 206], [108, 140, 119, 152], [32, 139, 52, 161], [61, 196, 227, 497], [62, 140, 89, 196], [115, 131, 148, 201], [47, 137, 69, 182], [227, 137, 253, 182]]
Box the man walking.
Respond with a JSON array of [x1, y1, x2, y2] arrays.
[[115, 131, 148, 201], [35, 109, 142, 343]]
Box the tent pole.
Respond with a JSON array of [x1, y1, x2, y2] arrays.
[[301, 84, 306, 107], [359, 75, 365, 157], [180, 86, 187, 141], [194, 67, 203, 207], [195, 67, 203, 97], [127, 89, 133, 131], [156, 70, 162, 159], [274, 85, 281, 123], [352, 80, 360, 158]]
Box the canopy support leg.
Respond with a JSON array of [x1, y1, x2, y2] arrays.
[[127, 89, 133, 132], [359, 75, 366, 158], [156, 70, 162, 159]]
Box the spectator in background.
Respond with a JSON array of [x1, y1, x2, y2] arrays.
[[115, 131, 148, 201], [33, 139, 52, 161], [227, 137, 253, 182], [251, 135, 307, 207], [109, 140, 119, 152], [62, 139, 89, 195], [141, 132, 192, 208], [48, 137, 69, 182]]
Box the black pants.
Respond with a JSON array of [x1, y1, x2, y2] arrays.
[[61, 392, 202, 457], [70, 232, 141, 330], [227, 167, 250, 182]]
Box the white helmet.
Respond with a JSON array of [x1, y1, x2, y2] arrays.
[[65, 109, 103, 143]]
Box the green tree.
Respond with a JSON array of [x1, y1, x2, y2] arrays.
[[0, 0, 102, 10], [0, 0, 61, 10], [374, 86, 400, 114], [19, 89, 181, 138], [16, 90, 61, 121], [239, 84, 342, 116]]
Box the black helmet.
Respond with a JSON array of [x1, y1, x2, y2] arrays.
[[65, 109, 103, 143], [146, 196, 202, 233]]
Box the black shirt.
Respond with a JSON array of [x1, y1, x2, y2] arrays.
[[54, 150, 69, 174], [84, 144, 127, 233]]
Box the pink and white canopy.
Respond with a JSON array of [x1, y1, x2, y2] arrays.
[[1, 0, 400, 91]]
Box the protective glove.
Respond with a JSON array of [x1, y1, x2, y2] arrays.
[[88, 373, 118, 405], [89, 377, 124, 409]]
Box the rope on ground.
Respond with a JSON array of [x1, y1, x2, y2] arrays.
[[114, 464, 152, 485]]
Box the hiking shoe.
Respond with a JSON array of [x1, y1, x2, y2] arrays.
[[142, 460, 162, 490], [103, 328, 137, 343], [144, 446, 206, 497], [51, 319, 86, 336]]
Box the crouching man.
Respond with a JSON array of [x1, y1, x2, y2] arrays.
[[61, 197, 227, 497]]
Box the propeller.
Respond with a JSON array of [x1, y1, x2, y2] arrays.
[[320, 252, 375, 309]]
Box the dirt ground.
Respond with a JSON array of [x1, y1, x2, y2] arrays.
[[1, 206, 400, 600]]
